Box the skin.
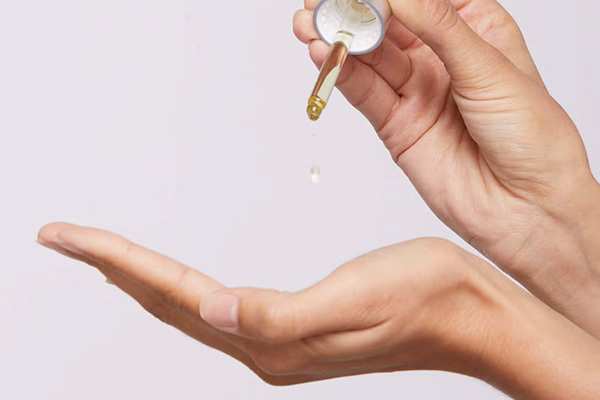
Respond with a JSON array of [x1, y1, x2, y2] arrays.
[[295, 0, 600, 335], [37, 223, 600, 399], [36, 0, 600, 398]]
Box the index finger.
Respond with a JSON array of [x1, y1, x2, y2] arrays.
[[305, 0, 319, 10], [38, 222, 224, 316]]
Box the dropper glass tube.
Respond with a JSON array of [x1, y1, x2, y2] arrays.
[[306, 30, 354, 121]]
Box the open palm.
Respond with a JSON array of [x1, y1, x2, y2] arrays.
[[39, 222, 502, 386]]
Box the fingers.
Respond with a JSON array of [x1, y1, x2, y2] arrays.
[[308, 40, 404, 132], [354, 37, 413, 93], [201, 265, 387, 343], [388, 0, 525, 97], [38, 222, 224, 316], [293, 9, 316, 44], [37, 227, 296, 386], [303, 0, 319, 11], [295, 9, 412, 94], [293, 8, 406, 130], [200, 288, 351, 343], [453, 0, 543, 84], [37, 223, 384, 354], [36, 222, 384, 386], [296, 0, 532, 98]]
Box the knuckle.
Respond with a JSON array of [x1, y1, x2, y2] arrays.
[[256, 296, 294, 342], [411, 238, 466, 273], [299, 335, 331, 360], [414, 237, 455, 251], [118, 239, 136, 256], [424, 0, 458, 31], [480, 10, 522, 45], [161, 267, 190, 311], [492, 10, 520, 34], [107, 238, 138, 265]]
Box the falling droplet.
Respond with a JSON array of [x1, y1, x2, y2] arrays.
[[310, 166, 320, 184]]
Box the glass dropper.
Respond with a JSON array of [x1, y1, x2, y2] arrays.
[[306, 30, 354, 121]]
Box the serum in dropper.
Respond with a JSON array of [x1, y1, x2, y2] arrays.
[[306, 0, 391, 122]]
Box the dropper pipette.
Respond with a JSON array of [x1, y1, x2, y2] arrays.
[[306, 30, 354, 121]]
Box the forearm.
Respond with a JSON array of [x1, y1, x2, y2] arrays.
[[420, 250, 599, 399], [499, 178, 600, 337], [568, 178, 600, 279], [447, 254, 600, 400], [481, 288, 600, 400]]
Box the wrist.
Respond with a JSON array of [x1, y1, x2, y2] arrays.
[[537, 177, 600, 334], [421, 252, 518, 377], [438, 258, 600, 399], [565, 177, 600, 270], [481, 287, 600, 399], [498, 177, 600, 337]]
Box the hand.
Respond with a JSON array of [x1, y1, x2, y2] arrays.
[[38, 223, 600, 399], [294, 0, 600, 335]]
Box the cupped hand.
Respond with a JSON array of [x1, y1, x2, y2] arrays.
[[38, 222, 503, 385], [294, 0, 600, 333], [37, 223, 600, 398]]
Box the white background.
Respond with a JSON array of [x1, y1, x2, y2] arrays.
[[1, 1, 599, 399]]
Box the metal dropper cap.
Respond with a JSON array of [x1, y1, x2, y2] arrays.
[[314, 0, 391, 55]]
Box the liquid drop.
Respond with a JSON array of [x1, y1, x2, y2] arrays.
[[310, 166, 320, 184]]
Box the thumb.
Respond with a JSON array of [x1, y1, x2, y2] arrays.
[[200, 282, 370, 343], [390, 0, 524, 95]]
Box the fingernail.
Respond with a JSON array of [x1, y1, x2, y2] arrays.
[[54, 236, 84, 256], [200, 294, 239, 329], [37, 238, 50, 248]]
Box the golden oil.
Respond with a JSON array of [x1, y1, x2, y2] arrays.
[[306, 31, 353, 121]]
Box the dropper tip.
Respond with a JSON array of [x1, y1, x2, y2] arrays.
[[307, 96, 326, 121]]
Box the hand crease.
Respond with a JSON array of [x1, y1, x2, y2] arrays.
[[350, 71, 379, 110], [394, 87, 452, 165], [394, 54, 414, 94]]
